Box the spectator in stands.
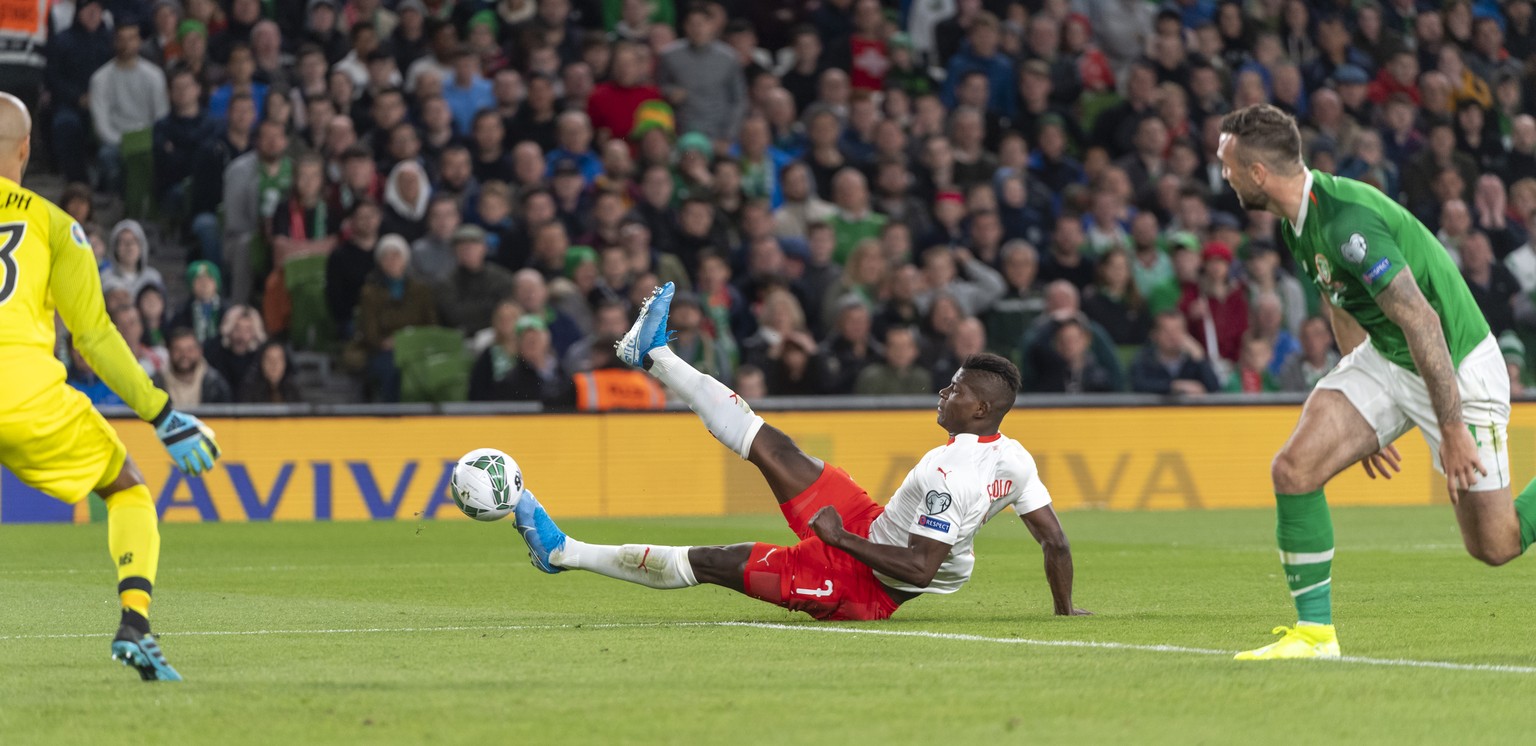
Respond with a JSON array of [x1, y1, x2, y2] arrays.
[[1038, 216, 1095, 290], [353, 237, 436, 402], [658, 3, 746, 149], [89, 22, 170, 193], [511, 267, 583, 355], [436, 225, 517, 335], [1462, 230, 1520, 335], [743, 287, 822, 395], [1029, 317, 1116, 394], [505, 316, 575, 405], [820, 297, 881, 395], [326, 200, 384, 333], [561, 299, 632, 375], [1130, 310, 1222, 396], [171, 261, 227, 346], [99, 220, 165, 299], [1503, 331, 1528, 397], [855, 326, 931, 396], [412, 195, 462, 283], [112, 305, 169, 378], [667, 290, 733, 382], [1278, 316, 1339, 393], [468, 299, 524, 401], [915, 246, 1006, 318], [587, 41, 661, 143], [1082, 249, 1150, 346], [136, 285, 169, 349], [204, 304, 267, 391], [189, 92, 255, 265], [1247, 292, 1301, 377], [237, 340, 302, 404], [382, 159, 432, 242], [209, 43, 269, 124], [941, 12, 1013, 117], [1242, 240, 1307, 335], [1225, 336, 1280, 394], [1180, 242, 1248, 367], [271, 154, 340, 266], [154, 68, 217, 216], [223, 119, 292, 304], [155, 327, 234, 407], [774, 162, 836, 239], [47, 0, 114, 185], [929, 316, 988, 391]]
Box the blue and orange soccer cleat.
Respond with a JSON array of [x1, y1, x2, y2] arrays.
[[514, 489, 568, 574], [111, 625, 183, 682], [615, 282, 675, 368]]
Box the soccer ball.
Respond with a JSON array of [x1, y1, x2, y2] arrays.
[[450, 448, 523, 522]]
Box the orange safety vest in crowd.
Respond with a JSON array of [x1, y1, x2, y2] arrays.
[[573, 369, 666, 411]]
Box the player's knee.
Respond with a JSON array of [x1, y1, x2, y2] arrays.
[[1467, 543, 1519, 567], [1270, 451, 1321, 494]]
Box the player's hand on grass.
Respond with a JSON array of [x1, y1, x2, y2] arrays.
[[1361, 444, 1401, 480], [809, 506, 847, 547], [152, 408, 222, 476], [1439, 426, 1487, 502]]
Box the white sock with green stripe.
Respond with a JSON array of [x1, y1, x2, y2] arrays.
[[1276, 489, 1333, 625]]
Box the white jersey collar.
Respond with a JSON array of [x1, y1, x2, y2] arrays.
[[1290, 169, 1314, 238], [946, 432, 1004, 446]]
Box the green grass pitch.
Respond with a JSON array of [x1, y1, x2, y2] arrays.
[[2, 506, 1534, 745]]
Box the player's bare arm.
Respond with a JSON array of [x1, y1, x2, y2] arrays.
[[1020, 505, 1090, 616], [1320, 292, 1367, 356], [1373, 269, 1486, 498], [809, 506, 950, 588], [1321, 293, 1402, 480]]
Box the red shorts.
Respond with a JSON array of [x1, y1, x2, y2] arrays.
[[742, 464, 902, 621]]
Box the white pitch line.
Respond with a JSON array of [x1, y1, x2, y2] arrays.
[[3, 620, 1532, 675]]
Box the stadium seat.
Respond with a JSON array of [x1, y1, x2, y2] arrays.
[[394, 326, 471, 404], [284, 254, 337, 353], [120, 128, 155, 221]]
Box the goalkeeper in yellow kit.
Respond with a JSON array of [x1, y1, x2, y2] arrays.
[[0, 94, 219, 681]]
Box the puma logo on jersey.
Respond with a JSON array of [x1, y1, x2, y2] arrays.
[[936, 466, 950, 479], [757, 548, 779, 565]]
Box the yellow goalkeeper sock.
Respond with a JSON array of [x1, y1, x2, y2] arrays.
[[104, 484, 159, 621]]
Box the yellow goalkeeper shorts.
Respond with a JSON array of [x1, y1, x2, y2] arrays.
[[0, 383, 128, 503]]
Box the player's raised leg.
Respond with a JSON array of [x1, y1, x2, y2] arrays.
[[1236, 389, 1384, 661], [513, 283, 830, 593]]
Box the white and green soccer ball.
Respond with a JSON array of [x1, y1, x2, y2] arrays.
[[450, 448, 523, 522]]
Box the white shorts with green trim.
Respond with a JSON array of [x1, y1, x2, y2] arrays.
[[1316, 333, 1511, 491]]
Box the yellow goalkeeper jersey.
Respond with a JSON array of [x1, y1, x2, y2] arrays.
[[0, 176, 166, 421]]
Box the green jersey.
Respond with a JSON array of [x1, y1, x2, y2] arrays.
[[1279, 171, 1488, 372]]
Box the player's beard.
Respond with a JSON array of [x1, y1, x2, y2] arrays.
[[1234, 182, 1269, 211]]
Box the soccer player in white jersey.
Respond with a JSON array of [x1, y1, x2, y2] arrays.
[[511, 282, 1089, 620]]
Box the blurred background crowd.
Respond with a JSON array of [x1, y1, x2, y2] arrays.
[[10, 0, 1536, 408]]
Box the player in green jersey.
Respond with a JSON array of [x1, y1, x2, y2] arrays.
[[1216, 104, 1536, 660]]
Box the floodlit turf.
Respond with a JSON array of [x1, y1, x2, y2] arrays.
[[2, 506, 1535, 745]]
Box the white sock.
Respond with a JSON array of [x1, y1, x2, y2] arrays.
[[646, 346, 765, 459], [552, 539, 699, 589]]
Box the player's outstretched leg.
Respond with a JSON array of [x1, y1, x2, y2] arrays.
[[98, 460, 182, 682], [616, 282, 765, 460], [512, 488, 709, 589], [1236, 390, 1380, 662]]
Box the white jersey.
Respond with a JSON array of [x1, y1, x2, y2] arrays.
[[867, 433, 1052, 594]]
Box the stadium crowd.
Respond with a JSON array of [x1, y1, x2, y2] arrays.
[[26, 0, 1536, 406]]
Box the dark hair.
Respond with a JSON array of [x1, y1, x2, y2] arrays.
[[165, 326, 198, 346], [1219, 104, 1303, 175], [960, 353, 1022, 414]]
